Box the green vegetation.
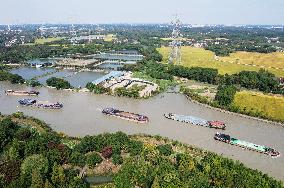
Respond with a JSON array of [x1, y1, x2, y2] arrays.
[[156, 144, 173, 156], [0, 70, 25, 84], [87, 153, 103, 168], [86, 82, 109, 94], [26, 79, 41, 87], [215, 85, 238, 106], [158, 46, 284, 77], [46, 77, 72, 90], [233, 91, 284, 122], [114, 84, 145, 99], [0, 112, 283, 187], [133, 71, 176, 92]]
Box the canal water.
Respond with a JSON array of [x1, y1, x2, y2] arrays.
[[0, 82, 284, 180], [10, 67, 106, 88]]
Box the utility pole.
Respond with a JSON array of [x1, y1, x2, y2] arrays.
[[168, 15, 182, 64]]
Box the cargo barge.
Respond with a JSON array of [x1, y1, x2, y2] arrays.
[[102, 108, 148, 124], [18, 99, 63, 109], [214, 133, 280, 158], [164, 113, 226, 129], [5, 90, 39, 96]]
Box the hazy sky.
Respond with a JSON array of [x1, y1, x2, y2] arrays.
[[1, 0, 284, 25]]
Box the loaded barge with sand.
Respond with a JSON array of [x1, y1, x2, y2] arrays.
[[214, 133, 280, 158], [5, 90, 39, 96], [164, 113, 226, 129], [18, 99, 63, 109], [102, 108, 149, 123]]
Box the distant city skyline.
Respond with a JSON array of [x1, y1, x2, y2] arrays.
[[1, 0, 284, 25]]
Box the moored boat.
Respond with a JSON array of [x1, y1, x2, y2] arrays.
[[5, 90, 39, 96], [214, 133, 280, 158], [164, 113, 226, 129], [102, 108, 148, 124], [18, 99, 63, 109]]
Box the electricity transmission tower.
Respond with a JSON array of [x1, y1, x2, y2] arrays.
[[168, 15, 182, 64]]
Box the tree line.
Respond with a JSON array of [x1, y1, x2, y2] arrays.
[[123, 60, 283, 95]]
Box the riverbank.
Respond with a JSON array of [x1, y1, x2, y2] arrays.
[[180, 86, 284, 126], [0, 112, 282, 187]]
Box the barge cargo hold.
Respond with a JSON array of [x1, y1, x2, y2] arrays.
[[102, 108, 148, 124], [18, 99, 63, 109], [164, 113, 226, 129], [214, 133, 280, 158], [5, 90, 39, 96]]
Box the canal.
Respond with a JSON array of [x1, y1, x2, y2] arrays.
[[0, 82, 283, 180]]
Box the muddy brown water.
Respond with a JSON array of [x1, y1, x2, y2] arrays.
[[0, 82, 284, 180]]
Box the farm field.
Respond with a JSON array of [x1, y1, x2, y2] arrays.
[[233, 91, 284, 122], [219, 51, 284, 70], [34, 37, 65, 44], [158, 46, 284, 77], [104, 34, 116, 42]]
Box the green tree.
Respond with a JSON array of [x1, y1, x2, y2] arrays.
[[86, 153, 103, 168], [21, 154, 49, 179], [156, 144, 173, 156], [51, 163, 66, 186], [215, 85, 237, 106], [112, 154, 123, 165], [69, 152, 86, 167], [30, 170, 44, 188], [44, 179, 54, 188], [46, 77, 72, 90]]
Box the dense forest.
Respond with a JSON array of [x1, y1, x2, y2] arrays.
[[0, 112, 282, 187]]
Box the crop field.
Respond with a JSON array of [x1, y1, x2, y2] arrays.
[[104, 34, 116, 42], [219, 51, 284, 70], [34, 37, 64, 44], [158, 46, 284, 77], [233, 91, 284, 122]]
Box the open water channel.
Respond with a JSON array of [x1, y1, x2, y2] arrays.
[[0, 81, 284, 180]]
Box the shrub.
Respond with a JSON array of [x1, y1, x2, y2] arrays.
[[126, 140, 143, 156], [15, 128, 31, 141], [112, 154, 123, 165], [69, 152, 86, 167], [156, 144, 173, 156], [27, 79, 41, 87], [86, 153, 103, 168], [86, 82, 108, 94]]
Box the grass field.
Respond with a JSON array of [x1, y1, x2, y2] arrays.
[[158, 46, 284, 77], [233, 91, 284, 122], [219, 51, 284, 70], [34, 37, 64, 44]]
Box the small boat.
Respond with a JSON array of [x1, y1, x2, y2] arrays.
[[214, 133, 280, 158], [5, 90, 39, 96], [18, 99, 63, 109], [164, 113, 226, 129], [102, 108, 148, 124]]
